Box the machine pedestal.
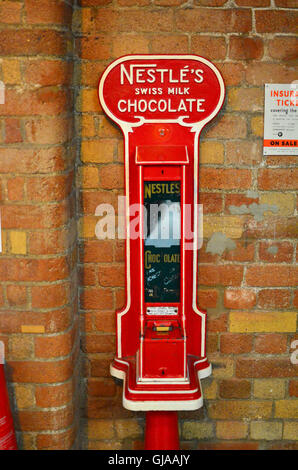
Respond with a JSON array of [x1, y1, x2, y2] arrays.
[[145, 411, 179, 450], [110, 355, 211, 411]]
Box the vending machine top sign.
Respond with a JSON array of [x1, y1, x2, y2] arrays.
[[99, 55, 224, 129], [98, 55, 225, 411]]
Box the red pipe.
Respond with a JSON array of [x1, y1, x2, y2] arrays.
[[145, 411, 180, 450]]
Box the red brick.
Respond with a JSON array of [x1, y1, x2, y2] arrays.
[[289, 380, 298, 397], [255, 334, 287, 354], [244, 217, 297, 240], [94, 312, 115, 334], [9, 358, 74, 383], [5, 118, 22, 143], [198, 289, 218, 308], [176, 9, 251, 33], [216, 63, 245, 86], [79, 36, 111, 60], [259, 242, 294, 263], [36, 428, 75, 450], [18, 407, 73, 431], [83, 8, 174, 33], [28, 230, 68, 255], [1, 203, 68, 230], [294, 290, 298, 309], [0, 257, 69, 282], [4, 89, 68, 116], [86, 396, 133, 419], [80, 288, 113, 310], [225, 140, 262, 166], [199, 246, 219, 264], [99, 165, 124, 190], [0, 1, 22, 24], [258, 289, 290, 309], [235, 0, 269, 4], [118, 0, 150, 4], [0, 308, 72, 334], [114, 241, 125, 262], [89, 356, 114, 378], [98, 265, 125, 287], [81, 334, 115, 353], [201, 169, 251, 189], [246, 265, 298, 287], [32, 284, 69, 309], [80, 240, 113, 263], [197, 441, 259, 450], [79, 63, 107, 88], [25, 117, 71, 144], [206, 115, 247, 139], [0, 147, 66, 174], [115, 289, 125, 310], [87, 378, 116, 398], [207, 313, 228, 332], [275, 0, 298, 5], [219, 379, 251, 398], [194, 0, 228, 5], [0, 287, 4, 307], [112, 33, 149, 57], [7, 176, 25, 201], [265, 155, 298, 167], [199, 265, 244, 286], [35, 382, 73, 407], [223, 242, 255, 263], [25, 0, 72, 25], [246, 63, 297, 85], [200, 193, 223, 214], [191, 36, 226, 60], [258, 169, 298, 190], [27, 173, 73, 202], [224, 289, 256, 309], [6, 285, 27, 307], [81, 190, 117, 215], [220, 333, 253, 354], [80, 265, 97, 286], [35, 330, 74, 358], [269, 443, 298, 451], [255, 10, 298, 33], [236, 358, 297, 378], [0, 30, 68, 56], [151, 34, 188, 54], [229, 37, 263, 60], [24, 60, 73, 86], [79, 0, 112, 4], [268, 37, 298, 62], [206, 333, 218, 353]]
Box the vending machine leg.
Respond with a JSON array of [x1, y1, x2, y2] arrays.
[[145, 411, 180, 450]]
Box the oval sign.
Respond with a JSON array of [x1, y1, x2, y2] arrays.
[[99, 55, 225, 128]]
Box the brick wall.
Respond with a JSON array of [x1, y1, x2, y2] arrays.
[[0, 0, 80, 450], [0, 0, 297, 450]]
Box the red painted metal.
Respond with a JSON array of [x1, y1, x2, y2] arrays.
[[0, 364, 17, 450], [145, 412, 179, 450], [98, 55, 225, 412]]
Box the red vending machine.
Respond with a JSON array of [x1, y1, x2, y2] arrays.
[[98, 55, 225, 449]]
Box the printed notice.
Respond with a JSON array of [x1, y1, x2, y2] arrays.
[[263, 83, 298, 155], [146, 306, 178, 316]]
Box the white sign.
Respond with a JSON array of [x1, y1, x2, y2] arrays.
[[263, 83, 298, 155], [146, 306, 178, 316]]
